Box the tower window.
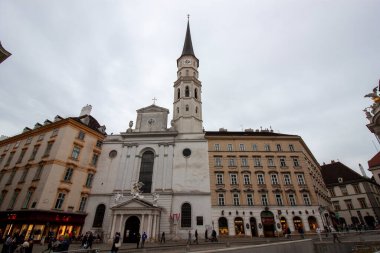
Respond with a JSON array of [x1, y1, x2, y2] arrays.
[[177, 107, 179, 113], [195, 107, 198, 113], [177, 88, 180, 99], [186, 70, 189, 76], [185, 86, 190, 97], [186, 105, 189, 111], [195, 88, 198, 99]]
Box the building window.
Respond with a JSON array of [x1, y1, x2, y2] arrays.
[[284, 174, 292, 185], [216, 174, 224, 185], [139, 151, 154, 193], [0, 191, 8, 207], [344, 199, 353, 209], [288, 194, 296, 206], [181, 203, 191, 227], [16, 149, 27, 164], [358, 198, 367, 208], [85, 173, 94, 188], [261, 194, 269, 206], [33, 164, 43, 180], [22, 189, 34, 209], [37, 134, 45, 141], [247, 193, 254, 206], [63, 168, 73, 182], [218, 194, 225, 206], [54, 192, 66, 209], [14, 141, 21, 148], [78, 131, 85, 140], [5, 152, 15, 166], [264, 144, 270, 151], [241, 157, 248, 166], [303, 193, 311, 206], [26, 137, 33, 144], [44, 142, 54, 157], [96, 140, 103, 148], [267, 157, 275, 167], [19, 167, 29, 183], [214, 144, 220, 151], [329, 188, 336, 197], [185, 86, 190, 97], [79, 196, 87, 212], [353, 184, 361, 194], [239, 144, 245, 151], [332, 201, 341, 211], [6, 169, 16, 185], [275, 194, 283, 206], [230, 174, 238, 185], [233, 193, 240, 206], [292, 157, 300, 167], [227, 144, 233, 151], [4, 144, 10, 151], [185, 105, 189, 111], [252, 144, 258, 151], [177, 88, 180, 99], [297, 174, 305, 185], [243, 174, 251, 185], [289, 144, 295, 152], [228, 157, 236, 166], [276, 144, 282, 151], [51, 128, 59, 137], [215, 157, 222, 167], [93, 204, 106, 227], [340, 186, 348, 196], [177, 107, 179, 113], [257, 174, 265, 185], [253, 157, 262, 167], [8, 190, 20, 209], [71, 146, 81, 160], [271, 174, 279, 185], [194, 88, 198, 99], [91, 153, 99, 166], [29, 146, 39, 161], [279, 157, 286, 167]]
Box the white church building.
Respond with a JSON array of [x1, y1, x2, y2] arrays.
[[82, 20, 212, 242]]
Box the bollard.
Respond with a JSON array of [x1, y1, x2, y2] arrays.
[[186, 245, 190, 252], [226, 242, 230, 248]]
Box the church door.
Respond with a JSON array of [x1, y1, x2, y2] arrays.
[[124, 216, 140, 243]]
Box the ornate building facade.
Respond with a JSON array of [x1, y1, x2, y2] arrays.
[[0, 105, 106, 240], [82, 21, 212, 242], [205, 129, 329, 237]]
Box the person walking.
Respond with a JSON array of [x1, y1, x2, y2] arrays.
[[110, 232, 121, 253], [331, 228, 341, 243], [136, 232, 141, 249], [187, 230, 192, 245], [285, 227, 291, 239], [194, 230, 198, 244], [316, 227, 322, 241], [211, 229, 217, 242], [298, 227, 305, 239], [204, 230, 208, 242], [141, 232, 147, 248], [160, 232, 165, 244]]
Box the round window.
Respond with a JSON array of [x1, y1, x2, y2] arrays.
[[183, 148, 191, 157], [109, 150, 117, 158]]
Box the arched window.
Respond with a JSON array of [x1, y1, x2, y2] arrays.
[[195, 107, 198, 113], [177, 107, 179, 114], [93, 204, 106, 227], [185, 105, 189, 111], [181, 203, 191, 227], [185, 86, 190, 97], [138, 151, 154, 193], [177, 89, 180, 99], [186, 70, 189, 76], [194, 88, 198, 99]]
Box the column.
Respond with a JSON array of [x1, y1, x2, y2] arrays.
[[110, 214, 117, 238], [118, 214, 123, 234], [147, 214, 152, 240], [140, 214, 145, 234], [152, 215, 157, 241]]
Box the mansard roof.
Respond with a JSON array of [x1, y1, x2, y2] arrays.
[[368, 151, 380, 168], [320, 161, 367, 186], [71, 115, 106, 135]]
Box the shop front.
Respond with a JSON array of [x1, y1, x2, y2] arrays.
[[0, 210, 86, 241]]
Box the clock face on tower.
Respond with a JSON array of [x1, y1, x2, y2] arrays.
[[184, 59, 192, 65]]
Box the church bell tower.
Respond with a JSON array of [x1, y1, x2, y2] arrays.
[[173, 20, 203, 133]]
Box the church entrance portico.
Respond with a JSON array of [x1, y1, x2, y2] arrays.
[[124, 216, 140, 243]]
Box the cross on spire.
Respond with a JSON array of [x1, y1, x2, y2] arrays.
[[187, 14, 190, 21], [152, 97, 158, 105]]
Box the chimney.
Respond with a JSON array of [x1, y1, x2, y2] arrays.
[[359, 163, 368, 178], [80, 104, 92, 117]]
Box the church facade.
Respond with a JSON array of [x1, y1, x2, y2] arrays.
[[82, 21, 212, 241]]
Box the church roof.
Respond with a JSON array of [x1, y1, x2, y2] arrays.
[[320, 161, 367, 186], [368, 151, 380, 168], [136, 104, 169, 113], [181, 21, 195, 58]]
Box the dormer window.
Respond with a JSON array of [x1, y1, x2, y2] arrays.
[[338, 177, 343, 183]]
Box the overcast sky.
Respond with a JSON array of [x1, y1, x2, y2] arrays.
[[1, 0, 379, 174]]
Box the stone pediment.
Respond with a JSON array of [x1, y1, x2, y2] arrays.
[[136, 104, 169, 113], [111, 198, 160, 210]]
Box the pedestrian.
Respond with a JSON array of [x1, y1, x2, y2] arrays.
[[136, 232, 141, 249], [286, 227, 291, 239], [25, 238, 33, 253], [298, 227, 305, 239], [316, 227, 322, 241], [194, 229, 198, 244], [110, 232, 121, 253], [13, 241, 29, 253], [141, 232, 147, 248], [160, 232, 165, 244], [211, 229, 217, 242], [204, 230, 208, 242], [187, 230, 192, 245]]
